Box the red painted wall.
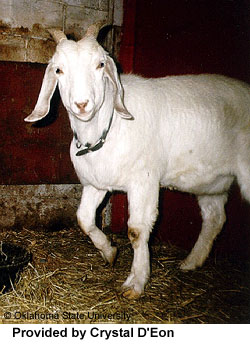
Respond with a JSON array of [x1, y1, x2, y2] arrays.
[[112, 0, 250, 259], [0, 61, 78, 184], [120, 0, 250, 80]]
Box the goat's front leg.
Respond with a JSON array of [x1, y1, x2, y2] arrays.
[[77, 185, 117, 265], [122, 183, 159, 299]]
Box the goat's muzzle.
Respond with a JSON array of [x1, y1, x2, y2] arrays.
[[75, 100, 89, 113]]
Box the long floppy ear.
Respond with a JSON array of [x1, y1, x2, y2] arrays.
[[105, 56, 134, 120], [24, 63, 57, 122]]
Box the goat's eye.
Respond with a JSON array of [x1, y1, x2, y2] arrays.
[[97, 62, 105, 69], [56, 68, 63, 74]]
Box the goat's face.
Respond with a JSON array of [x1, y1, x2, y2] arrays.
[[52, 37, 109, 121], [25, 24, 132, 123]]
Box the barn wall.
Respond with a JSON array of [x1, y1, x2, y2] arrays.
[[0, 0, 122, 229], [0, 184, 81, 229], [0, 0, 118, 63]]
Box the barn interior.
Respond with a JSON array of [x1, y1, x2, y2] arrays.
[[0, 0, 250, 324]]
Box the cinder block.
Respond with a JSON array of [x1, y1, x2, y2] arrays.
[[27, 37, 55, 63], [0, 36, 27, 62], [0, 185, 82, 229], [0, 0, 64, 30], [64, 0, 100, 9], [65, 5, 108, 40]]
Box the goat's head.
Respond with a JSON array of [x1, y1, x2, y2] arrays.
[[25, 22, 133, 123]]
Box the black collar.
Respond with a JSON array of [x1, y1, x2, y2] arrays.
[[73, 111, 114, 156]]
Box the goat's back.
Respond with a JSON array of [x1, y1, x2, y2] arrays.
[[120, 74, 250, 153], [121, 74, 250, 125]]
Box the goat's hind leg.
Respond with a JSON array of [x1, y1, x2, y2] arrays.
[[181, 194, 228, 271], [77, 185, 117, 265]]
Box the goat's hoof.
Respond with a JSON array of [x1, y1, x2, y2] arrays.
[[100, 246, 117, 267], [180, 253, 207, 271], [122, 288, 141, 300], [180, 259, 197, 271]]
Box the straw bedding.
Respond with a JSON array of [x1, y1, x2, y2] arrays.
[[0, 227, 249, 324]]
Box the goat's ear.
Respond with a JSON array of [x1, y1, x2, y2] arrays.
[[24, 64, 57, 122], [105, 57, 134, 120]]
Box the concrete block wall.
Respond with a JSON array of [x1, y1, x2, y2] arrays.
[[0, 0, 122, 63], [0, 183, 112, 230], [0, 184, 82, 230]]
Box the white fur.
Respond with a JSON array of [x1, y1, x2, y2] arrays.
[[25, 31, 250, 299]]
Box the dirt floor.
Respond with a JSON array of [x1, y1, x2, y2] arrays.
[[0, 227, 250, 324]]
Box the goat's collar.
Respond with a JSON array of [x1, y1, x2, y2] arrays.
[[73, 111, 114, 156]]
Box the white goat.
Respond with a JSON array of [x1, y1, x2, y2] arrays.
[[25, 23, 250, 299]]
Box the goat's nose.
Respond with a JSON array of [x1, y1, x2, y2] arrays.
[[75, 100, 89, 112]]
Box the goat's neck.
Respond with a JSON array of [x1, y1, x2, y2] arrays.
[[68, 95, 115, 147]]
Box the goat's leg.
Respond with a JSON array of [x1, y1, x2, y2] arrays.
[[77, 185, 117, 265], [180, 194, 228, 271], [122, 183, 159, 299]]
